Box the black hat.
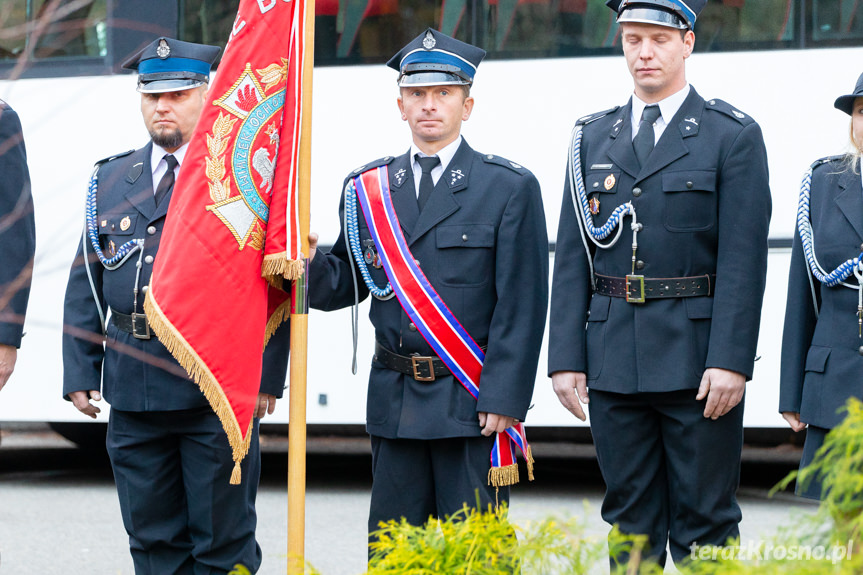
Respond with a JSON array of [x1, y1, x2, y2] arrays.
[[834, 73, 863, 116], [386, 28, 486, 87], [607, 0, 706, 30], [123, 37, 221, 93]]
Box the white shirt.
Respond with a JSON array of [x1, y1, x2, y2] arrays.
[[150, 142, 189, 196], [410, 136, 462, 198], [631, 84, 691, 144]]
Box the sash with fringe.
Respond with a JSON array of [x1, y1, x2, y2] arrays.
[[353, 166, 534, 487]]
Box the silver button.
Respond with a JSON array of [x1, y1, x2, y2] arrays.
[[859, 346, 863, 356], [859, 243, 863, 251], [686, 181, 694, 189], [593, 182, 599, 188], [486, 154, 494, 160], [142, 285, 149, 293], [144, 255, 154, 264], [632, 187, 642, 197], [635, 260, 645, 270], [147, 226, 157, 235], [462, 234, 468, 242], [414, 259, 420, 267], [409, 323, 417, 332]]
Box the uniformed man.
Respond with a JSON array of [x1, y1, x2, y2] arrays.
[[62, 37, 288, 574], [308, 28, 548, 539], [549, 0, 771, 566], [0, 99, 36, 392]]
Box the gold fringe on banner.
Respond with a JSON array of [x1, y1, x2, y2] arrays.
[[488, 463, 520, 488], [264, 298, 291, 348], [262, 251, 305, 284], [525, 445, 535, 481], [144, 292, 254, 485]]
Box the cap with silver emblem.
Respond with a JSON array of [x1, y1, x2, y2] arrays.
[[386, 28, 486, 87], [606, 0, 705, 30], [122, 37, 221, 94]]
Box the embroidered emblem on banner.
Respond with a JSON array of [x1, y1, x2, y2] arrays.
[[205, 61, 289, 251]]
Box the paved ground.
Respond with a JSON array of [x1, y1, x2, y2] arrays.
[[0, 425, 818, 574]]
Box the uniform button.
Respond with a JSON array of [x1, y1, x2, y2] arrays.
[[632, 187, 642, 197], [142, 285, 149, 293], [111, 224, 116, 231], [859, 243, 863, 251], [593, 182, 599, 188], [414, 259, 420, 266], [147, 226, 157, 235], [635, 260, 645, 270], [686, 181, 694, 189], [144, 255, 154, 264], [462, 234, 468, 242], [486, 154, 494, 160], [859, 346, 863, 356], [409, 323, 417, 332]]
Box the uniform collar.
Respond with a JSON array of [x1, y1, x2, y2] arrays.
[[150, 141, 189, 177], [631, 84, 690, 130], [410, 135, 462, 173]]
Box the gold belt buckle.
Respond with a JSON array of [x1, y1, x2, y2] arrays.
[[625, 275, 646, 304], [411, 356, 435, 382]]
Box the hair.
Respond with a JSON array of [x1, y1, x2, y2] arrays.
[[842, 120, 863, 174]]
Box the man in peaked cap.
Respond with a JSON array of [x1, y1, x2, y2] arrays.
[[307, 28, 548, 546], [549, 0, 771, 567], [62, 37, 289, 574]]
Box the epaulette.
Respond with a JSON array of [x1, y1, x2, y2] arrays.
[[704, 99, 755, 126], [94, 149, 135, 167], [350, 155, 395, 175], [576, 106, 621, 127], [481, 153, 528, 174], [810, 155, 846, 170]]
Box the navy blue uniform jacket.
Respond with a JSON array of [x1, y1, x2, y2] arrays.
[[0, 100, 36, 348], [309, 139, 549, 439], [780, 157, 863, 428], [549, 88, 771, 392], [63, 143, 288, 410]]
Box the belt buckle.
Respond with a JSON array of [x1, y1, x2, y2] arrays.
[[410, 356, 435, 382], [625, 275, 646, 304], [131, 312, 151, 340]]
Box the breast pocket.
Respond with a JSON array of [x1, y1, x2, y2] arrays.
[[662, 170, 717, 232], [585, 170, 621, 221], [98, 213, 139, 254], [435, 224, 495, 287]]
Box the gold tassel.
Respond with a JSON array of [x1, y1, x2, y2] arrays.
[[144, 292, 255, 486], [525, 445, 535, 481], [487, 463, 520, 488], [263, 299, 291, 348], [261, 253, 306, 284], [230, 461, 242, 485]]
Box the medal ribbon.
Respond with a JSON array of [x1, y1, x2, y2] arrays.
[[352, 166, 534, 487]]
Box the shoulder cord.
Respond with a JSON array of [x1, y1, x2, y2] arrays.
[[796, 160, 863, 324], [83, 165, 146, 334], [343, 177, 396, 374], [567, 125, 640, 286]]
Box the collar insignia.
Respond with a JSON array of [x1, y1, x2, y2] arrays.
[[393, 168, 406, 186], [450, 169, 465, 185]]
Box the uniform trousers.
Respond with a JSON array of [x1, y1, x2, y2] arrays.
[[106, 407, 262, 575], [796, 425, 829, 500], [589, 389, 744, 567], [368, 435, 506, 535]]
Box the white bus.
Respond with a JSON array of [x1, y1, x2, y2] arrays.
[[1, 0, 861, 443]]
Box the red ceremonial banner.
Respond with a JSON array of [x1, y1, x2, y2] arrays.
[[144, 0, 307, 484]]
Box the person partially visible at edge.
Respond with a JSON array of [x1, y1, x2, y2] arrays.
[[306, 27, 548, 550], [780, 72, 863, 500], [61, 37, 289, 574], [548, 0, 771, 567], [0, 99, 36, 393]]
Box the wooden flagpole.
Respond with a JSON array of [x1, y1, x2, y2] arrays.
[[288, 0, 314, 571]]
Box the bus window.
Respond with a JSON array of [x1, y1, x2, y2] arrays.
[[697, 1, 797, 51], [0, 0, 107, 62], [812, 0, 863, 42]]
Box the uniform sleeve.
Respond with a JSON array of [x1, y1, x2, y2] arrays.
[[308, 182, 370, 311], [260, 317, 289, 398], [475, 173, 549, 421], [0, 106, 36, 348], [779, 228, 818, 413], [547, 161, 594, 376], [705, 121, 772, 378], [62, 234, 107, 398]]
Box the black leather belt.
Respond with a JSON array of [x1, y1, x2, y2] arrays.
[[374, 341, 451, 382], [594, 273, 715, 303], [111, 309, 151, 340]]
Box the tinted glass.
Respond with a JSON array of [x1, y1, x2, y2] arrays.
[[0, 0, 107, 63]]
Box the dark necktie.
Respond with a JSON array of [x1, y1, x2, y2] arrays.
[[633, 105, 661, 167], [154, 154, 179, 207], [416, 155, 440, 211]]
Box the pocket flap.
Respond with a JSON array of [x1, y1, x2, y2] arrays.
[[587, 294, 611, 322], [804, 346, 830, 373], [98, 214, 138, 236], [436, 224, 494, 248], [585, 171, 621, 194], [685, 296, 713, 319], [662, 170, 717, 193]]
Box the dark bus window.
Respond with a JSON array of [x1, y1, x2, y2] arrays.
[[812, 0, 863, 42], [0, 0, 107, 62]]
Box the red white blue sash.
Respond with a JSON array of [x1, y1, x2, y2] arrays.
[[353, 165, 534, 487]]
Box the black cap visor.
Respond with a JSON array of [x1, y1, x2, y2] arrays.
[[834, 95, 862, 116], [618, 7, 687, 29]]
